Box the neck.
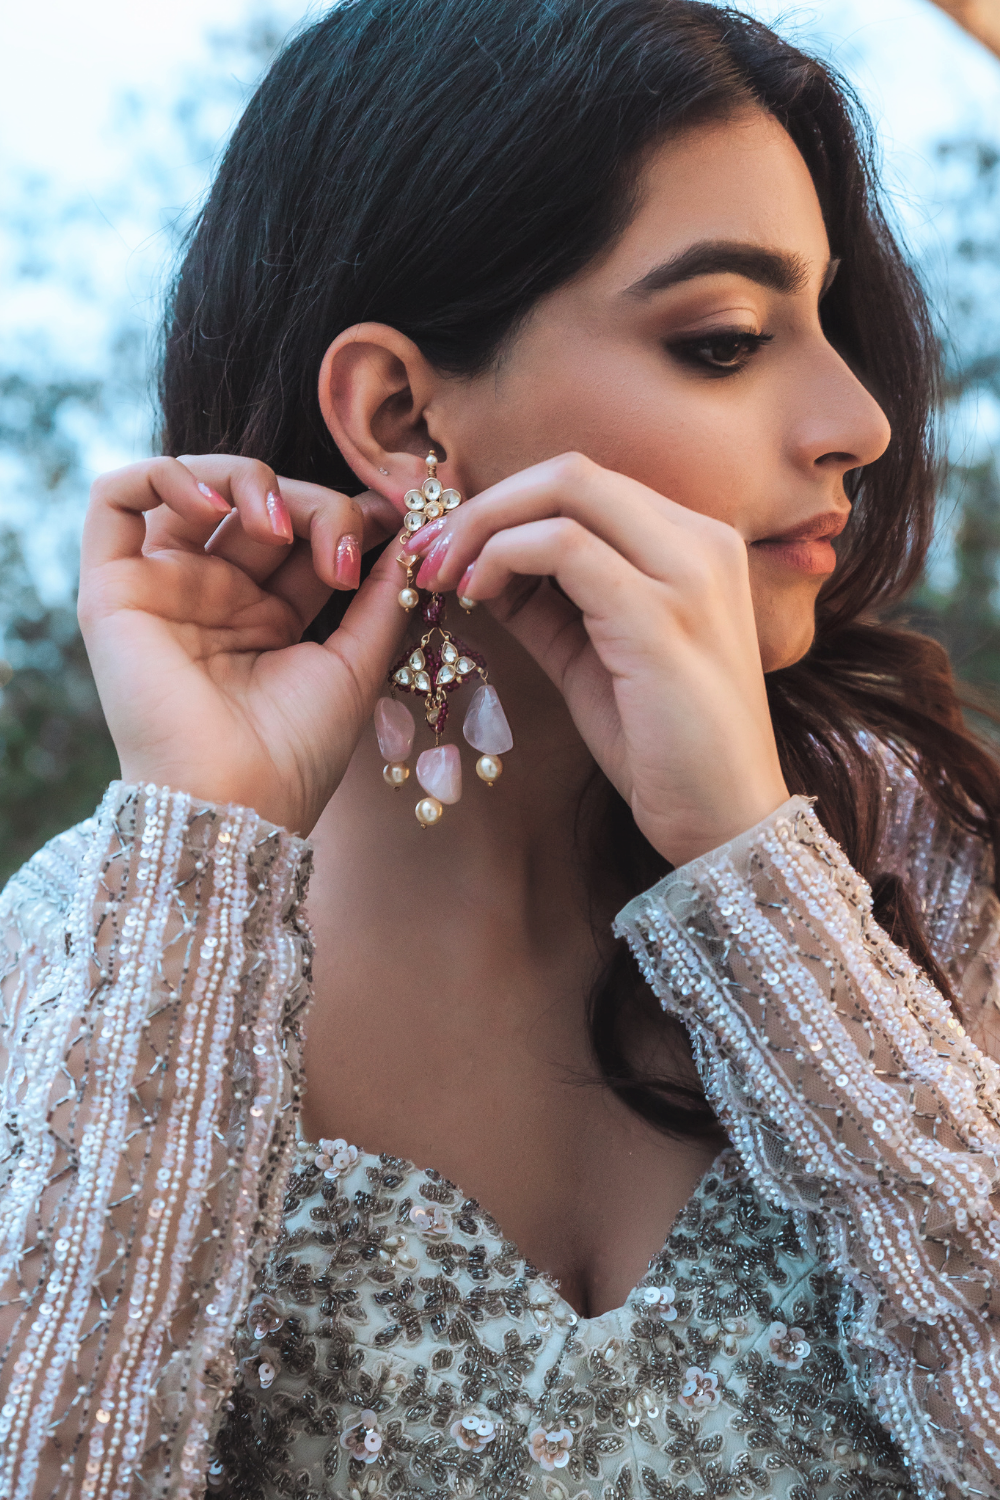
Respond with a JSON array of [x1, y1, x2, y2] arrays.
[[310, 607, 603, 939]]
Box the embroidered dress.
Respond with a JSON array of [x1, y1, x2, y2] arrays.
[[1, 767, 999, 1499]]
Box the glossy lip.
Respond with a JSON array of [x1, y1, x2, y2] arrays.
[[750, 510, 849, 576]]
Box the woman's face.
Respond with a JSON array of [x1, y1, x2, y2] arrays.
[[428, 109, 892, 671]]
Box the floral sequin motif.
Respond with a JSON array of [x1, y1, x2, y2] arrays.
[[210, 1144, 915, 1499]]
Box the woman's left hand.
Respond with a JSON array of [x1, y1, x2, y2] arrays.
[[404, 452, 789, 868]]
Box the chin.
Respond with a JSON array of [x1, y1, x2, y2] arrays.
[[758, 614, 817, 674]]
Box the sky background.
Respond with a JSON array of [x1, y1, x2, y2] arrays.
[[2, 0, 999, 594]]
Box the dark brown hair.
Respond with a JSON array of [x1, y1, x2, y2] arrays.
[[160, 0, 1000, 1134]]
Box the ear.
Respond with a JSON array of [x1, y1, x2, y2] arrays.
[[318, 324, 459, 514]]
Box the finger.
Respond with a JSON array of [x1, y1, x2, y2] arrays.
[[488, 575, 595, 693], [400, 453, 726, 593], [318, 537, 410, 695], [82, 457, 233, 571], [204, 484, 399, 589], [461, 517, 648, 632], [261, 547, 335, 632]]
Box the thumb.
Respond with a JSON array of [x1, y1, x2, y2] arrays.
[[320, 535, 409, 696]]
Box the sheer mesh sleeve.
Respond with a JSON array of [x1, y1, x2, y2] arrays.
[[0, 781, 312, 1500], [615, 796, 1000, 1500]]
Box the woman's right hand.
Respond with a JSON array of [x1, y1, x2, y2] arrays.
[[78, 455, 406, 836]]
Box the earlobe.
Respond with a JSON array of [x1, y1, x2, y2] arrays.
[[317, 323, 451, 510]]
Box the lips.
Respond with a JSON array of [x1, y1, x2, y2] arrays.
[[751, 511, 849, 576]]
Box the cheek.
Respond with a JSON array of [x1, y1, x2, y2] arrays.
[[459, 342, 773, 531]]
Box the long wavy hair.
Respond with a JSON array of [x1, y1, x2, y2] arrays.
[[160, 0, 1000, 1135]]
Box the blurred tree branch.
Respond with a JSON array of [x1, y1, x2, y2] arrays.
[[930, 0, 1000, 59]]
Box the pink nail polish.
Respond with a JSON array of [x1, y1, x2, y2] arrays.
[[335, 533, 361, 589], [402, 517, 447, 555], [458, 564, 475, 596], [416, 535, 451, 588], [197, 481, 231, 513], [266, 489, 294, 543]]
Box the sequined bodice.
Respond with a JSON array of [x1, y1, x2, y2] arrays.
[[211, 1143, 912, 1499], [5, 768, 1000, 1500]]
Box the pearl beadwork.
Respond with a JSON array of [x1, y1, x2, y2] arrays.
[[476, 754, 503, 783], [398, 587, 419, 610], [615, 791, 1000, 1495], [415, 796, 443, 826], [383, 763, 409, 787], [0, 781, 309, 1500]]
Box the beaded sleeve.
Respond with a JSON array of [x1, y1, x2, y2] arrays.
[[0, 782, 311, 1500], [615, 795, 1000, 1500]]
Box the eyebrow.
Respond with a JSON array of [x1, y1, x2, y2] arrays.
[[624, 240, 820, 298]]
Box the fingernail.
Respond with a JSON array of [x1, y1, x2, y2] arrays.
[[458, 564, 475, 596], [402, 517, 446, 555], [197, 481, 231, 513], [266, 489, 294, 543], [416, 535, 451, 588], [335, 533, 361, 589]]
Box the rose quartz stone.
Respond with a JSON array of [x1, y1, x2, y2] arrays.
[[375, 697, 415, 762], [462, 685, 513, 754], [416, 744, 463, 804]]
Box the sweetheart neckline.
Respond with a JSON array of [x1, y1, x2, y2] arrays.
[[294, 1131, 733, 1325]]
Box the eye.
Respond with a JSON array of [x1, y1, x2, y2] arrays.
[[668, 328, 773, 375]]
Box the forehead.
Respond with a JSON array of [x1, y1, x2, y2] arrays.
[[599, 109, 830, 291]]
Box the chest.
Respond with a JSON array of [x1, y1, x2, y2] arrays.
[[301, 961, 722, 1317], [210, 1149, 914, 1500]]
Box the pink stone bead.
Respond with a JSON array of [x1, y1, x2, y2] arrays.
[[462, 685, 513, 754], [374, 697, 415, 762], [416, 744, 462, 804]]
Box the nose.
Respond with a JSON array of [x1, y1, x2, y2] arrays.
[[787, 338, 892, 479]]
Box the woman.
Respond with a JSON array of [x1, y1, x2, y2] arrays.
[[3, 0, 999, 1495]]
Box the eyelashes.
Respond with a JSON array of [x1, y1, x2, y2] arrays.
[[666, 328, 774, 376]]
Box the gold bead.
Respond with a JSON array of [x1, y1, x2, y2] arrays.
[[458, 595, 477, 611], [398, 587, 419, 610], [476, 754, 502, 784], [383, 763, 410, 787], [415, 796, 443, 826]]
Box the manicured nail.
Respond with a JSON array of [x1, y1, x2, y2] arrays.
[[334, 533, 361, 589], [402, 517, 446, 555], [266, 489, 294, 543], [415, 535, 451, 588], [197, 481, 231, 513], [458, 564, 475, 596]]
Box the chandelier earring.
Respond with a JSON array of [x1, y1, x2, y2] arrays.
[[376, 449, 513, 827]]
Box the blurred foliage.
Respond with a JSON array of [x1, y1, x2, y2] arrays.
[[0, 10, 290, 884], [1, 11, 1000, 884], [902, 138, 1000, 700]]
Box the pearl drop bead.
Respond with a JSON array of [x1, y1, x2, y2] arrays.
[[415, 796, 443, 826], [476, 754, 503, 784], [383, 763, 410, 787], [398, 588, 419, 610], [458, 595, 477, 611]]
